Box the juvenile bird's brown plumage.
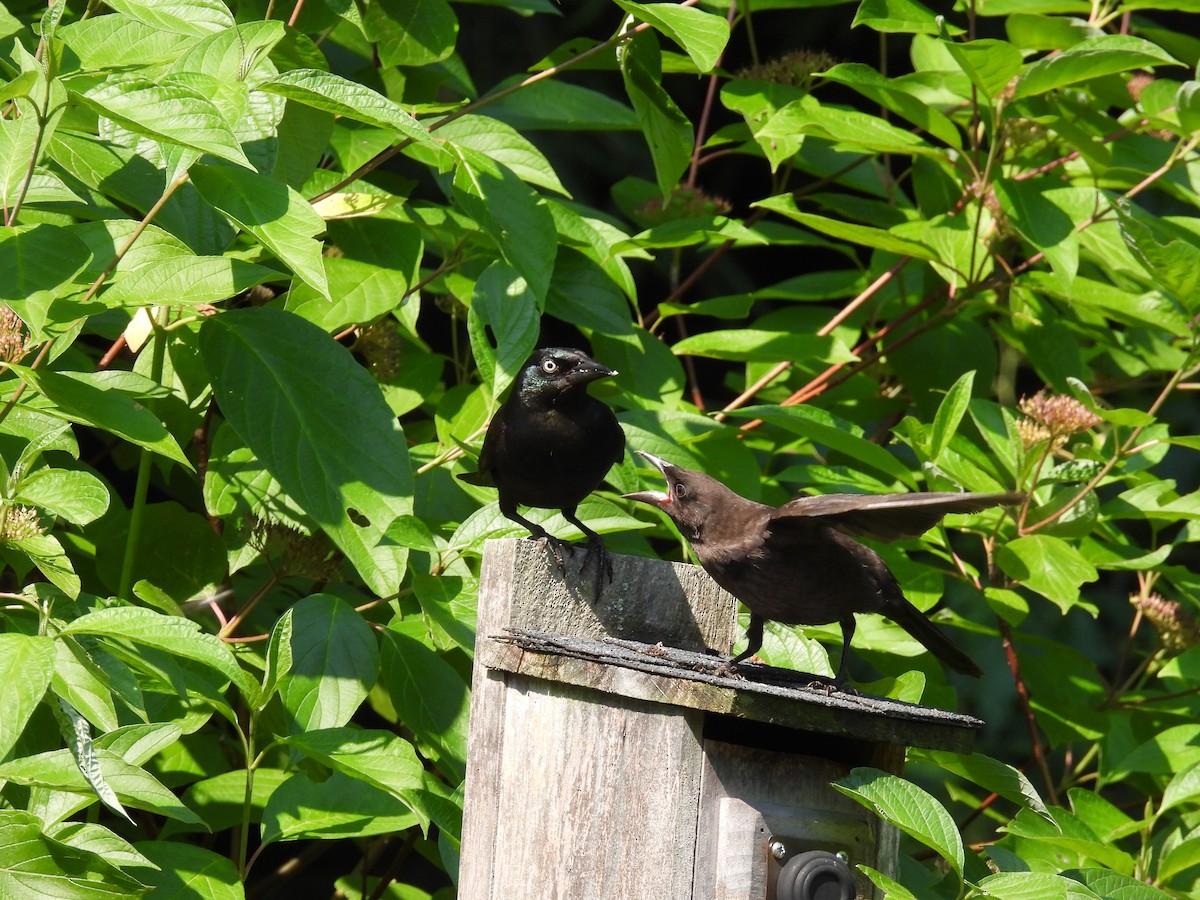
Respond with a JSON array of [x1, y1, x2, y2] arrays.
[[459, 348, 625, 591], [624, 451, 1022, 682]]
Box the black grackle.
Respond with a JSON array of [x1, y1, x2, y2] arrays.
[[459, 348, 625, 591], [624, 451, 1022, 683]]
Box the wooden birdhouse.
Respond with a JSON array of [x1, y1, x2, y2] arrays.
[[459, 538, 980, 900]]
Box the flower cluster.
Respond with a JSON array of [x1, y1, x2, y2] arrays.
[[1132, 592, 1200, 654], [356, 320, 404, 384], [0, 505, 45, 541], [0, 307, 30, 365], [637, 186, 731, 225], [1017, 390, 1103, 449], [737, 49, 837, 91]]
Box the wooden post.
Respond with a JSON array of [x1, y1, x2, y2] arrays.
[[459, 538, 981, 900]]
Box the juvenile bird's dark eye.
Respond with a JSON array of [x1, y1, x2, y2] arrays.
[[541, 359, 559, 373], [673, 481, 687, 498]]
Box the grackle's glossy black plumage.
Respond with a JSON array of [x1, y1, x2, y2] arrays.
[[459, 348, 625, 588], [624, 451, 1023, 683]]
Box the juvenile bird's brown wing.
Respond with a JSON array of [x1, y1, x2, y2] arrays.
[[771, 491, 1023, 542]]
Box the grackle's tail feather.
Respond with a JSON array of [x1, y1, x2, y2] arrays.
[[885, 596, 984, 678]]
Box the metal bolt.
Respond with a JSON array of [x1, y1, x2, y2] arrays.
[[769, 840, 788, 860]]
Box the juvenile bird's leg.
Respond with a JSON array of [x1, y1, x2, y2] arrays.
[[834, 615, 856, 684], [562, 508, 612, 598], [730, 613, 764, 667], [715, 614, 764, 677]]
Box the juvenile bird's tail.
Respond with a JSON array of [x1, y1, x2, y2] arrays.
[[885, 596, 984, 678]]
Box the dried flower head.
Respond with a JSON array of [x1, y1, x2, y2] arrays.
[[355, 320, 404, 383], [1017, 390, 1102, 448], [1, 505, 45, 541], [0, 307, 31, 365], [737, 49, 837, 91], [637, 186, 732, 225], [434, 294, 468, 321], [281, 528, 340, 581], [1132, 592, 1200, 654]]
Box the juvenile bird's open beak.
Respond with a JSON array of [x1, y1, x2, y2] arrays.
[[622, 450, 673, 505]]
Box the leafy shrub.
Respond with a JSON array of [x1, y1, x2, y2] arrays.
[[0, 0, 1198, 896]]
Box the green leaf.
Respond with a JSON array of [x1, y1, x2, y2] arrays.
[[174, 19, 285, 81], [48, 823, 155, 871], [0, 747, 202, 824], [283, 727, 431, 831], [285, 254, 419, 333], [930, 370, 974, 463], [15, 468, 109, 525], [56, 700, 133, 825], [723, 405, 918, 489], [613, 0, 731, 71], [257, 69, 438, 149], [977, 872, 1087, 900], [277, 594, 379, 733], [754, 195, 939, 260], [432, 115, 568, 195], [996, 535, 1100, 612], [100, 256, 282, 308], [261, 771, 421, 844], [833, 767, 964, 880], [103, 0, 234, 36], [941, 37, 1024, 99], [75, 77, 251, 168], [59, 16, 192, 70], [190, 163, 330, 300], [618, 30, 693, 196], [0, 810, 148, 899], [915, 749, 1053, 823], [467, 261, 541, 401], [59, 606, 254, 700], [0, 224, 92, 337], [1014, 35, 1182, 100], [133, 841, 241, 899], [487, 79, 638, 132], [198, 308, 414, 596], [100, 503, 226, 603], [6, 534, 81, 598], [853, 0, 948, 34], [762, 95, 941, 158], [379, 620, 470, 781], [51, 639, 119, 733], [7, 365, 191, 468], [450, 146, 557, 303], [0, 634, 55, 761], [176, 769, 288, 836], [994, 178, 1080, 288], [671, 329, 857, 364], [363, 0, 457, 67], [1160, 760, 1200, 814], [821, 64, 962, 149], [1116, 205, 1200, 309]]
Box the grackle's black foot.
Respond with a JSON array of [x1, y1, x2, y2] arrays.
[[541, 535, 571, 573], [576, 537, 613, 599]]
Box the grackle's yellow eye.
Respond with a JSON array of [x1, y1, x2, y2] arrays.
[[541, 359, 559, 374]]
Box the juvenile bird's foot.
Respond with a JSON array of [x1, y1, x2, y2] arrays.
[[713, 660, 747, 680]]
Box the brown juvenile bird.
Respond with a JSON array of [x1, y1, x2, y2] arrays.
[[459, 348, 625, 590], [623, 451, 1022, 682]]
